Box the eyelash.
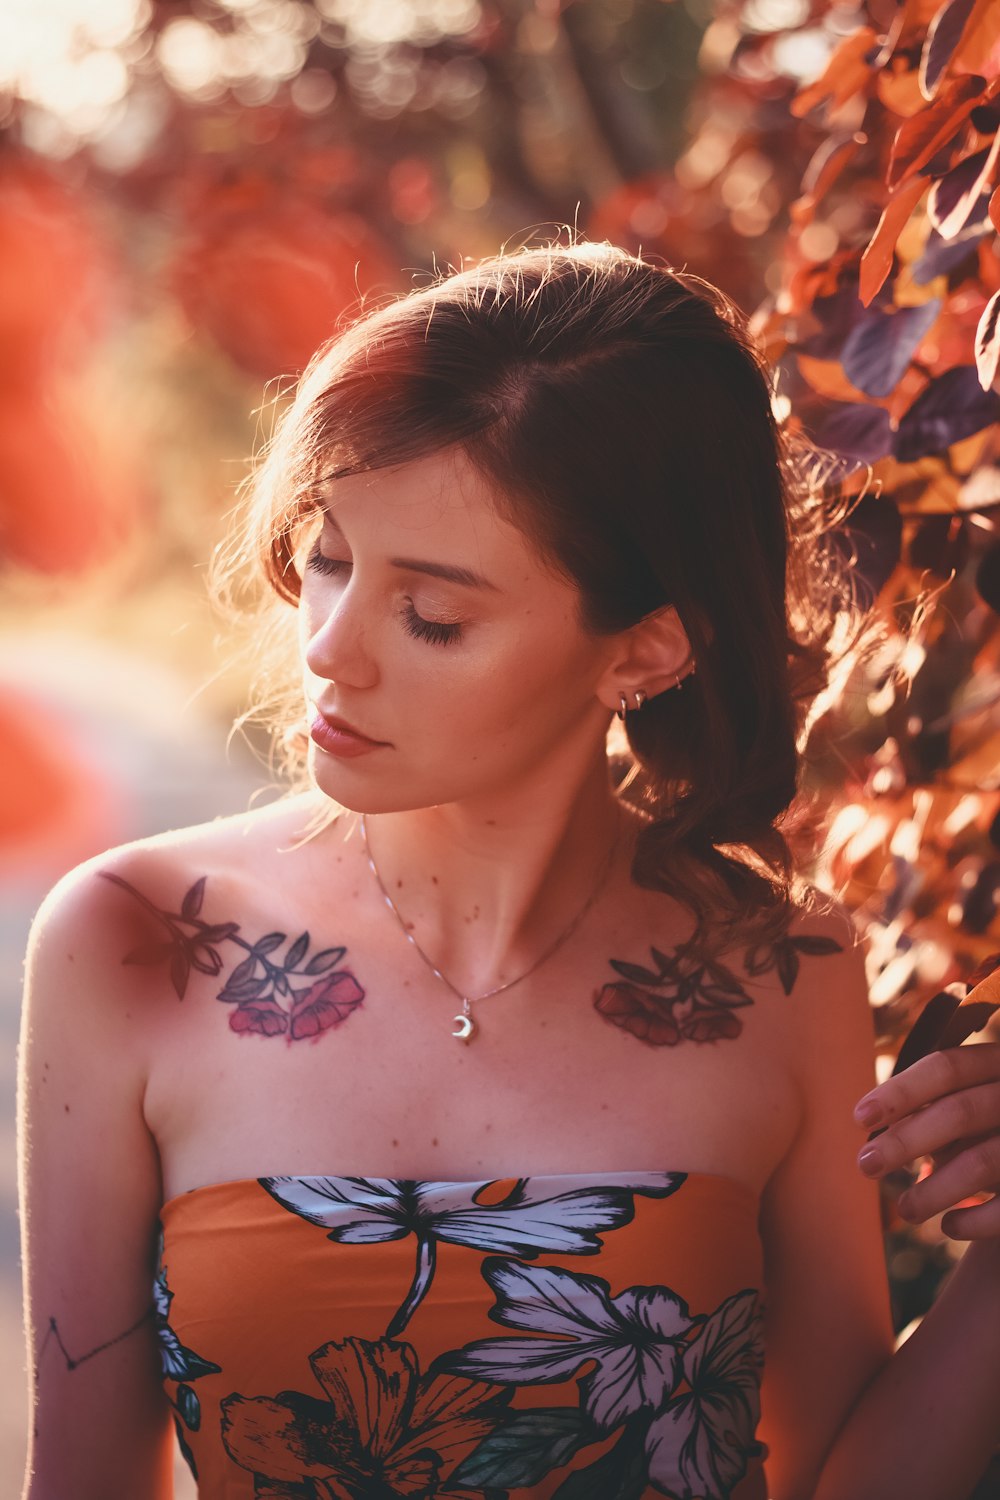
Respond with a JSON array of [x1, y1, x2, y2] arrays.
[[305, 543, 464, 647]]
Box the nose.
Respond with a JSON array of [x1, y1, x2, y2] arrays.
[[302, 580, 380, 692]]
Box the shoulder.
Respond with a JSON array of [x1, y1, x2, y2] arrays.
[[26, 791, 342, 1020], [738, 883, 867, 1000], [31, 790, 332, 939]]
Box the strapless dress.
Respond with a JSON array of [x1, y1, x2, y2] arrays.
[[156, 1170, 767, 1498]]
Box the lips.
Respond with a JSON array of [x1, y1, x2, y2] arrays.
[[313, 708, 385, 746], [309, 706, 390, 759]]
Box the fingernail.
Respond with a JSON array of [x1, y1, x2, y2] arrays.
[[854, 1098, 881, 1127], [858, 1146, 883, 1176], [896, 1191, 918, 1221]]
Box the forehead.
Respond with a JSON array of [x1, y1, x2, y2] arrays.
[[318, 448, 529, 563]]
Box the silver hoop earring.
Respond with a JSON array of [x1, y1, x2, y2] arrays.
[[616, 694, 629, 721], [634, 689, 647, 710]]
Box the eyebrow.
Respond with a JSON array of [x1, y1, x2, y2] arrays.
[[316, 502, 499, 591], [389, 556, 499, 590]]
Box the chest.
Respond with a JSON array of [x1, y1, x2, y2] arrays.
[[142, 888, 803, 1201]]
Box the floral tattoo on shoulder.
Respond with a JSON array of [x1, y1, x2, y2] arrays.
[[594, 928, 844, 1046], [100, 872, 364, 1043]]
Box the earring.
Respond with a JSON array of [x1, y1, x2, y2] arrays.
[[616, 689, 649, 720]]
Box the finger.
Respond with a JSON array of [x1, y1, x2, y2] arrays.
[[854, 1045, 1000, 1131], [894, 1139, 1000, 1221], [940, 1196, 1000, 1241], [856, 1082, 1000, 1177]]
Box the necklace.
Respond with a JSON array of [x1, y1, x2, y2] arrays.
[[360, 814, 621, 1043]]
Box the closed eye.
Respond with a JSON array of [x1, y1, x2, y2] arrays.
[[305, 544, 348, 578], [306, 544, 463, 646], [401, 601, 463, 646]]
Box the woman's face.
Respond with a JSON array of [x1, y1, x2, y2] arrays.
[[298, 446, 621, 814]]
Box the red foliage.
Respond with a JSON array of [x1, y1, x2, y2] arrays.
[[170, 175, 400, 376]]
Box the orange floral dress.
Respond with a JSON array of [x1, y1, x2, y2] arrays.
[[156, 1170, 767, 1499]]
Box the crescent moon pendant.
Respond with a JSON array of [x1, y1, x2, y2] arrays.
[[452, 1013, 476, 1041]]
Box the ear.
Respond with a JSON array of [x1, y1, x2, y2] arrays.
[[596, 605, 698, 715]]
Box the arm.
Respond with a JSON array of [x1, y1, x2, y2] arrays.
[[756, 923, 896, 1500], [18, 857, 175, 1499], [814, 1033, 1000, 1500]]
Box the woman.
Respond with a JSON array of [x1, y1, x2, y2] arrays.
[[18, 242, 1000, 1500]]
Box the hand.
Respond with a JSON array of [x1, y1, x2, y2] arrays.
[[854, 1043, 1000, 1239]]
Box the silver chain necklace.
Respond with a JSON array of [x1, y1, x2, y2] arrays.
[[360, 813, 620, 1043]]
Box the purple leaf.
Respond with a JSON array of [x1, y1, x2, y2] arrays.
[[928, 147, 997, 237], [842, 299, 941, 397], [912, 216, 990, 282], [811, 402, 894, 465], [180, 878, 206, 921], [800, 281, 867, 359], [893, 365, 1000, 461], [919, 0, 979, 100]]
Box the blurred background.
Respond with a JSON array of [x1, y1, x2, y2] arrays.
[[2, 0, 1000, 1491]]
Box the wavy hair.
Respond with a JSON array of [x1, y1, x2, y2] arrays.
[[213, 240, 884, 957]]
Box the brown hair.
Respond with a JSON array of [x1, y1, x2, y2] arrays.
[[217, 240, 879, 957]]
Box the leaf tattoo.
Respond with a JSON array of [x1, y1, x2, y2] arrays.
[[595, 929, 844, 1047], [100, 872, 365, 1042]]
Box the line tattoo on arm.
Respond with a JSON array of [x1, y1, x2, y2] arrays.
[[35, 1306, 154, 1378], [100, 872, 365, 1041], [594, 928, 844, 1046]]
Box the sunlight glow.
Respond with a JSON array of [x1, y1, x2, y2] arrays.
[[0, 0, 149, 141], [315, 0, 482, 47]]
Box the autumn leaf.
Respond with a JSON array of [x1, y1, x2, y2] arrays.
[[886, 73, 987, 189], [919, 0, 979, 99], [791, 28, 877, 119], [860, 177, 931, 306]]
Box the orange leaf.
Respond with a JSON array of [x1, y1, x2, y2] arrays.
[[886, 73, 987, 188], [860, 177, 929, 305], [798, 133, 861, 216], [791, 28, 877, 118], [879, 62, 933, 118], [797, 353, 873, 404], [953, 0, 1000, 78]]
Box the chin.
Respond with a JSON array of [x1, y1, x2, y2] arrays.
[[307, 756, 436, 817]]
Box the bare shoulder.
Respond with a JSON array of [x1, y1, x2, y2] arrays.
[[31, 790, 335, 941]]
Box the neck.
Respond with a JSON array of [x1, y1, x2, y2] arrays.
[[360, 754, 629, 1000]]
